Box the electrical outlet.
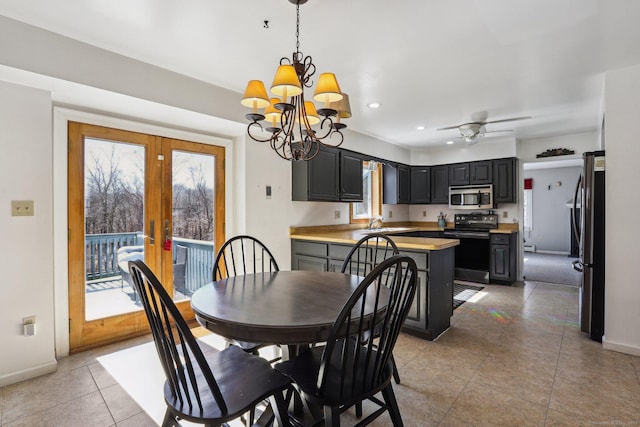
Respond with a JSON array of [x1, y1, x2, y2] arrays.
[[389, 210, 393, 219], [422, 210, 427, 217], [12, 200, 34, 216], [23, 315, 36, 336], [334, 210, 340, 219], [503, 211, 508, 218]]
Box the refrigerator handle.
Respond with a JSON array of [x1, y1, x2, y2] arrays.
[[571, 176, 582, 247]]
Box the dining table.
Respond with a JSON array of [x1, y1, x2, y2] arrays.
[[190, 269, 390, 354], [190, 269, 392, 426]]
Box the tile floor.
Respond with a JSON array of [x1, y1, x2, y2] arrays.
[[2, 280, 640, 426]]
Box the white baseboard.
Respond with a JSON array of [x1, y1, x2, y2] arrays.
[[0, 359, 57, 387], [535, 250, 570, 256], [603, 336, 640, 356]]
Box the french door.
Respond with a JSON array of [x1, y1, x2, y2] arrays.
[[68, 122, 225, 352]]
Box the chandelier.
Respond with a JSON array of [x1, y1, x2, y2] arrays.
[[240, 0, 351, 161]]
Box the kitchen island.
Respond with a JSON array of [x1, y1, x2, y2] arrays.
[[290, 225, 459, 340]]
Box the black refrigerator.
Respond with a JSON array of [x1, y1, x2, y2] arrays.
[[572, 151, 605, 342]]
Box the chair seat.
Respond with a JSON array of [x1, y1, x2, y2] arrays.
[[165, 345, 291, 423], [275, 340, 392, 408]]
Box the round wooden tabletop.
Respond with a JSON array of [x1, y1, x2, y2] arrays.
[[190, 270, 374, 345]]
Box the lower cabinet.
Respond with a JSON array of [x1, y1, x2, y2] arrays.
[[291, 239, 455, 340], [489, 232, 518, 284]]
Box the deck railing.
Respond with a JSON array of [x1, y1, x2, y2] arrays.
[[85, 232, 142, 280], [172, 237, 215, 296], [85, 233, 215, 296]]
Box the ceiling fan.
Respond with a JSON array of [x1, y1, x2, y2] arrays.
[[437, 114, 532, 145]]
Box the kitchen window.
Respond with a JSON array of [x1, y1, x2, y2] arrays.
[[350, 161, 382, 223]]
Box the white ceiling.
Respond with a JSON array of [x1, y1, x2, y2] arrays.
[[1, 0, 639, 149]]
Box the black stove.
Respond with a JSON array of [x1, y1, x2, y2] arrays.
[[443, 213, 499, 284]]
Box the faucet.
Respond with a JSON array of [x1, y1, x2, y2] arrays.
[[369, 216, 384, 230]]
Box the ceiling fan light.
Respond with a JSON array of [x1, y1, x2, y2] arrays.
[[271, 65, 303, 98], [313, 73, 343, 104]]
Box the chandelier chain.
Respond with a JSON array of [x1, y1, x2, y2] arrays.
[[295, 1, 300, 55]]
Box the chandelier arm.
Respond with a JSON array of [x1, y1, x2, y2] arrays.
[[247, 121, 282, 143], [300, 55, 315, 87]]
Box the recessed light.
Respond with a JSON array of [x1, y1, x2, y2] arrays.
[[416, 126, 425, 130], [446, 140, 455, 145], [367, 102, 381, 109]]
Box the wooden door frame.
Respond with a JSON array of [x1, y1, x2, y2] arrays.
[[68, 122, 226, 352]]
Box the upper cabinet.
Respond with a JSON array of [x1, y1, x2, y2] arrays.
[[430, 165, 449, 204], [449, 161, 492, 186], [448, 163, 469, 186], [410, 166, 431, 204], [383, 163, 410, 204], [291, 145, 363, 202], [340, 150, 365, 201], [470, 161, 493, 184], [492, 157, 517, 203]]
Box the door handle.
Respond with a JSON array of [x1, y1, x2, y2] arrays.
[[571, 259, 583, 273], [149, 219, 155, 245]]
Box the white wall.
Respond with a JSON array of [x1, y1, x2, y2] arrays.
[[411, 136, 517, 165], [522, 166, 581, 253], [518, 131, 599, 162], [602, 63, 640, 354], [0, 81, 56, 386]]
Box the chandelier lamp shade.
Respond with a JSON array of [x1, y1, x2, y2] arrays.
[[240, 0, 350, 161]]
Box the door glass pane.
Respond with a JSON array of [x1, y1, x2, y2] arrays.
[[172, 150, 216, 301], [84, 138, 145, 320]]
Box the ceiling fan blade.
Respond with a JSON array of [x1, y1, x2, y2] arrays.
[[436, 125, 463, 131], [484, 116, 532, 125], [483, 130, 514, 135]]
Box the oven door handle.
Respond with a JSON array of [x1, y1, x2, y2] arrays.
[[443, 231, 490, 239]]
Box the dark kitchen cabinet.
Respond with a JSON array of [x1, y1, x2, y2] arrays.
[[340, 150, 364, 201], [493, 157, 517, 203], [430, 165, 449, 204], [449, 161, 492, 186], [470, 161, 492, 184], [449, 163, 469, 186], [490, 232, 518, 284], [291, 145, 363, 202], [291, 237, 455, 340], [399, 248, 454, 339], [410, 166, 431, 204], [383, 163, 410, 204]]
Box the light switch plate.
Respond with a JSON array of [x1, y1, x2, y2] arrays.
[[12, 200, 34, 216]]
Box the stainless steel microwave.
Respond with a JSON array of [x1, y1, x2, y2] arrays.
[[449, 184, 493, 209]]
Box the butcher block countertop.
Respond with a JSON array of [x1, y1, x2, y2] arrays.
[[289, 221, 518, 251]]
